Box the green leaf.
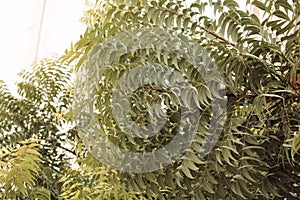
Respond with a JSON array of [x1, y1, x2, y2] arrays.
[[205, 172, 218, 185], [292, 128, 300, 159], [275, 0, 293, 11], [273, 10, 290, 21], [202, 180, 215, 194], [181, 166, 194, 179], [252, 0, 266, 11]]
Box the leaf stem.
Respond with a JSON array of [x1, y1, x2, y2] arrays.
[[160, 7, 236, 46]]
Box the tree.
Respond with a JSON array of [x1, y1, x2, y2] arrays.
[[0, 58, 139, 199], [63, 0, 300, 199], [0, 58, 76, 199], [0, 0, 299, 199]]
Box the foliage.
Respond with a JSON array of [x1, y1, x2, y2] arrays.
[[59, 152, 145, 200], [0, 57, 141, 199], [0, 0, 299, 199], [0, 58, 76, 199], [0, 140, 50, 199], [62, 0, 300, 199]]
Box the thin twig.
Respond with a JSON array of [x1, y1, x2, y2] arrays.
[[160, 7, 236, 46]]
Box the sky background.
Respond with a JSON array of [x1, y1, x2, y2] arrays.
[[0, 0, 249, 95], [0, 0, 88, 94]]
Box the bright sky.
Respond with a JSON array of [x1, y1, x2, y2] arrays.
[[0, 0, 88, 95], [0, 0, 249, 95]]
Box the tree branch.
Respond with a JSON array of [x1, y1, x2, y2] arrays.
[[160, 7, 236, 46]]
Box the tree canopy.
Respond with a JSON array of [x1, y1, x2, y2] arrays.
[[1, 0, 300, 199]]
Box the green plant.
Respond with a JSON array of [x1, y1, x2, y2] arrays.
[[0, 0, 299, 199], [63, 0, 300, 199], [0, 58, 75, 199], [0, 57, 139, 199], [59, 152, 146, 200], [0, 140, 50, 200]]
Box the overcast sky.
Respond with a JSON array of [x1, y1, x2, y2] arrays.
[[0, 0, 249, 95], [0, 0, 87, 94]]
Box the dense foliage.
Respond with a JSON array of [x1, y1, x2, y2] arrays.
[[0, 59, 76, 199], [0, 0, 300, 199]]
